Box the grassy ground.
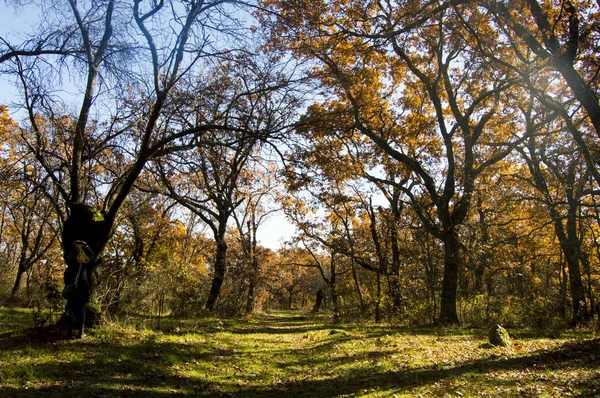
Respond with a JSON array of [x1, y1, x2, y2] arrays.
[[0, 309, 599, 397]]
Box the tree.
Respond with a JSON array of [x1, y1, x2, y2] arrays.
[[517, 100, 593, 324], [482, 0, 600, 140], [261, 0, 523, 323], [0, 106, 58, 298], [143, 50, 300, 311], [232, 162, 280, 314], [0, 0, 257, 279], [151, 128, 257, 311]]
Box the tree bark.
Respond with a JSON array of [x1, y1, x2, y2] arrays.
[[312, 289, 324, 313], [205, 238, 227, 312], [438, 229, 460, 325], [329, 255, 340, 322], [388, 195, 404, 315], [11, 268, 25, 296], [245, 261, 257, 314], [561, 202, 588, 324]]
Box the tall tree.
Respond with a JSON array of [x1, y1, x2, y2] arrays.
[[261, 0, 523, 323], [0, 0, 256, 273], [518, 100, 592, 324], [144, 51, 300, 311], [0, 106, 57, 297]]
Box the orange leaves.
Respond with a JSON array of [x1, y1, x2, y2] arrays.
[[0, 106, 17, 137]]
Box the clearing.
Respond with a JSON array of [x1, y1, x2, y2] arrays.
[[0, 309, 599, 397]]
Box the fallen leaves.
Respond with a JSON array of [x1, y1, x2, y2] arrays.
[[0, 313, 598, 397]]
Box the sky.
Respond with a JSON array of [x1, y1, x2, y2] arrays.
[[0, 3, 40, 110], [255, 212, 296, 250], [0, 2, 297, 250]]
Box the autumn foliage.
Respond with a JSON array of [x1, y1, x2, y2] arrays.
[[0, 0, 599, 329]]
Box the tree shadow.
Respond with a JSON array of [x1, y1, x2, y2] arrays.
[[0, 329, 231, 397], [242, 337, 600, 397], [0, 312, 598, 397]]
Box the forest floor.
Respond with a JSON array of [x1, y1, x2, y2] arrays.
[[0, 308, 599, 397]]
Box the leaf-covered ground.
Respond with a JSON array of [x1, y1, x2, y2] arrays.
[[0, 309, 599, 397]]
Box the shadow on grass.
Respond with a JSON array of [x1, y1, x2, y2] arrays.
[[240, 337, 600, 398], [0, 328, 228, 397], [0, 311, 598, 397]]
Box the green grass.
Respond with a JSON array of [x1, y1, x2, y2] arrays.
[[0, 307, 34, 335], [0, 309, 599, 397]]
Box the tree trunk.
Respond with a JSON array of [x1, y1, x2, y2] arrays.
[[387, 275, 403, 316], [582, 253, 595, 320], [438, 229, 460, 325], [11, 267, 25, 296], [389, 206, 404, 315], [287, 290, 294, 309], [559, 256, 568, 319], [329, 286, 339, 322], [312, 289, 324, 313], [563, 240, 588, 324], [329, 257, 340, 322], [350, 257, 365, 314], [551, 198, 589, 325], [375, 270, 382, 323], [246, 277, 256, 314], [244, 231, 259, 314], [61, 203, 112, 328], [206, 238, 227, 311], [552, 57, 600, 140]]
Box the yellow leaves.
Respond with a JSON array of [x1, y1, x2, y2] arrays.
[[0, 105, 18, 137], [0, 106, 19, 163]]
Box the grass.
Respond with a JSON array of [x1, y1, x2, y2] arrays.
[[0, 309, 599, 397], [0, 307, 34, 335]]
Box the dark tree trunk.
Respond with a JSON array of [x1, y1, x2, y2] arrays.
[[552, 56, 600, 140], [550, 196, 589, 325], [244, 229, 259, 314], [566, 202, 589, 324], [61, 204, 112, 318], [11, 267, 25, 296], [388, 275, 403, 316], [438, 229, 460, 325], [329, 256, 340, 322], [246, 275, 256, 314], [206, 238, 227, 312], [375, 270, 382, 323], [329, 286, 339, 322], [388, 203, 404, 315], [563, 239, 588, 324], [312, 289, 324, 313], [287, 290, 294, 309]]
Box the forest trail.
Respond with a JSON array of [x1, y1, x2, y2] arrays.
[[0, 309, 599, 397]]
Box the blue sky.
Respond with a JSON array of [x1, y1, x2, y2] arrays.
[[0, 2, 41, 112]]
